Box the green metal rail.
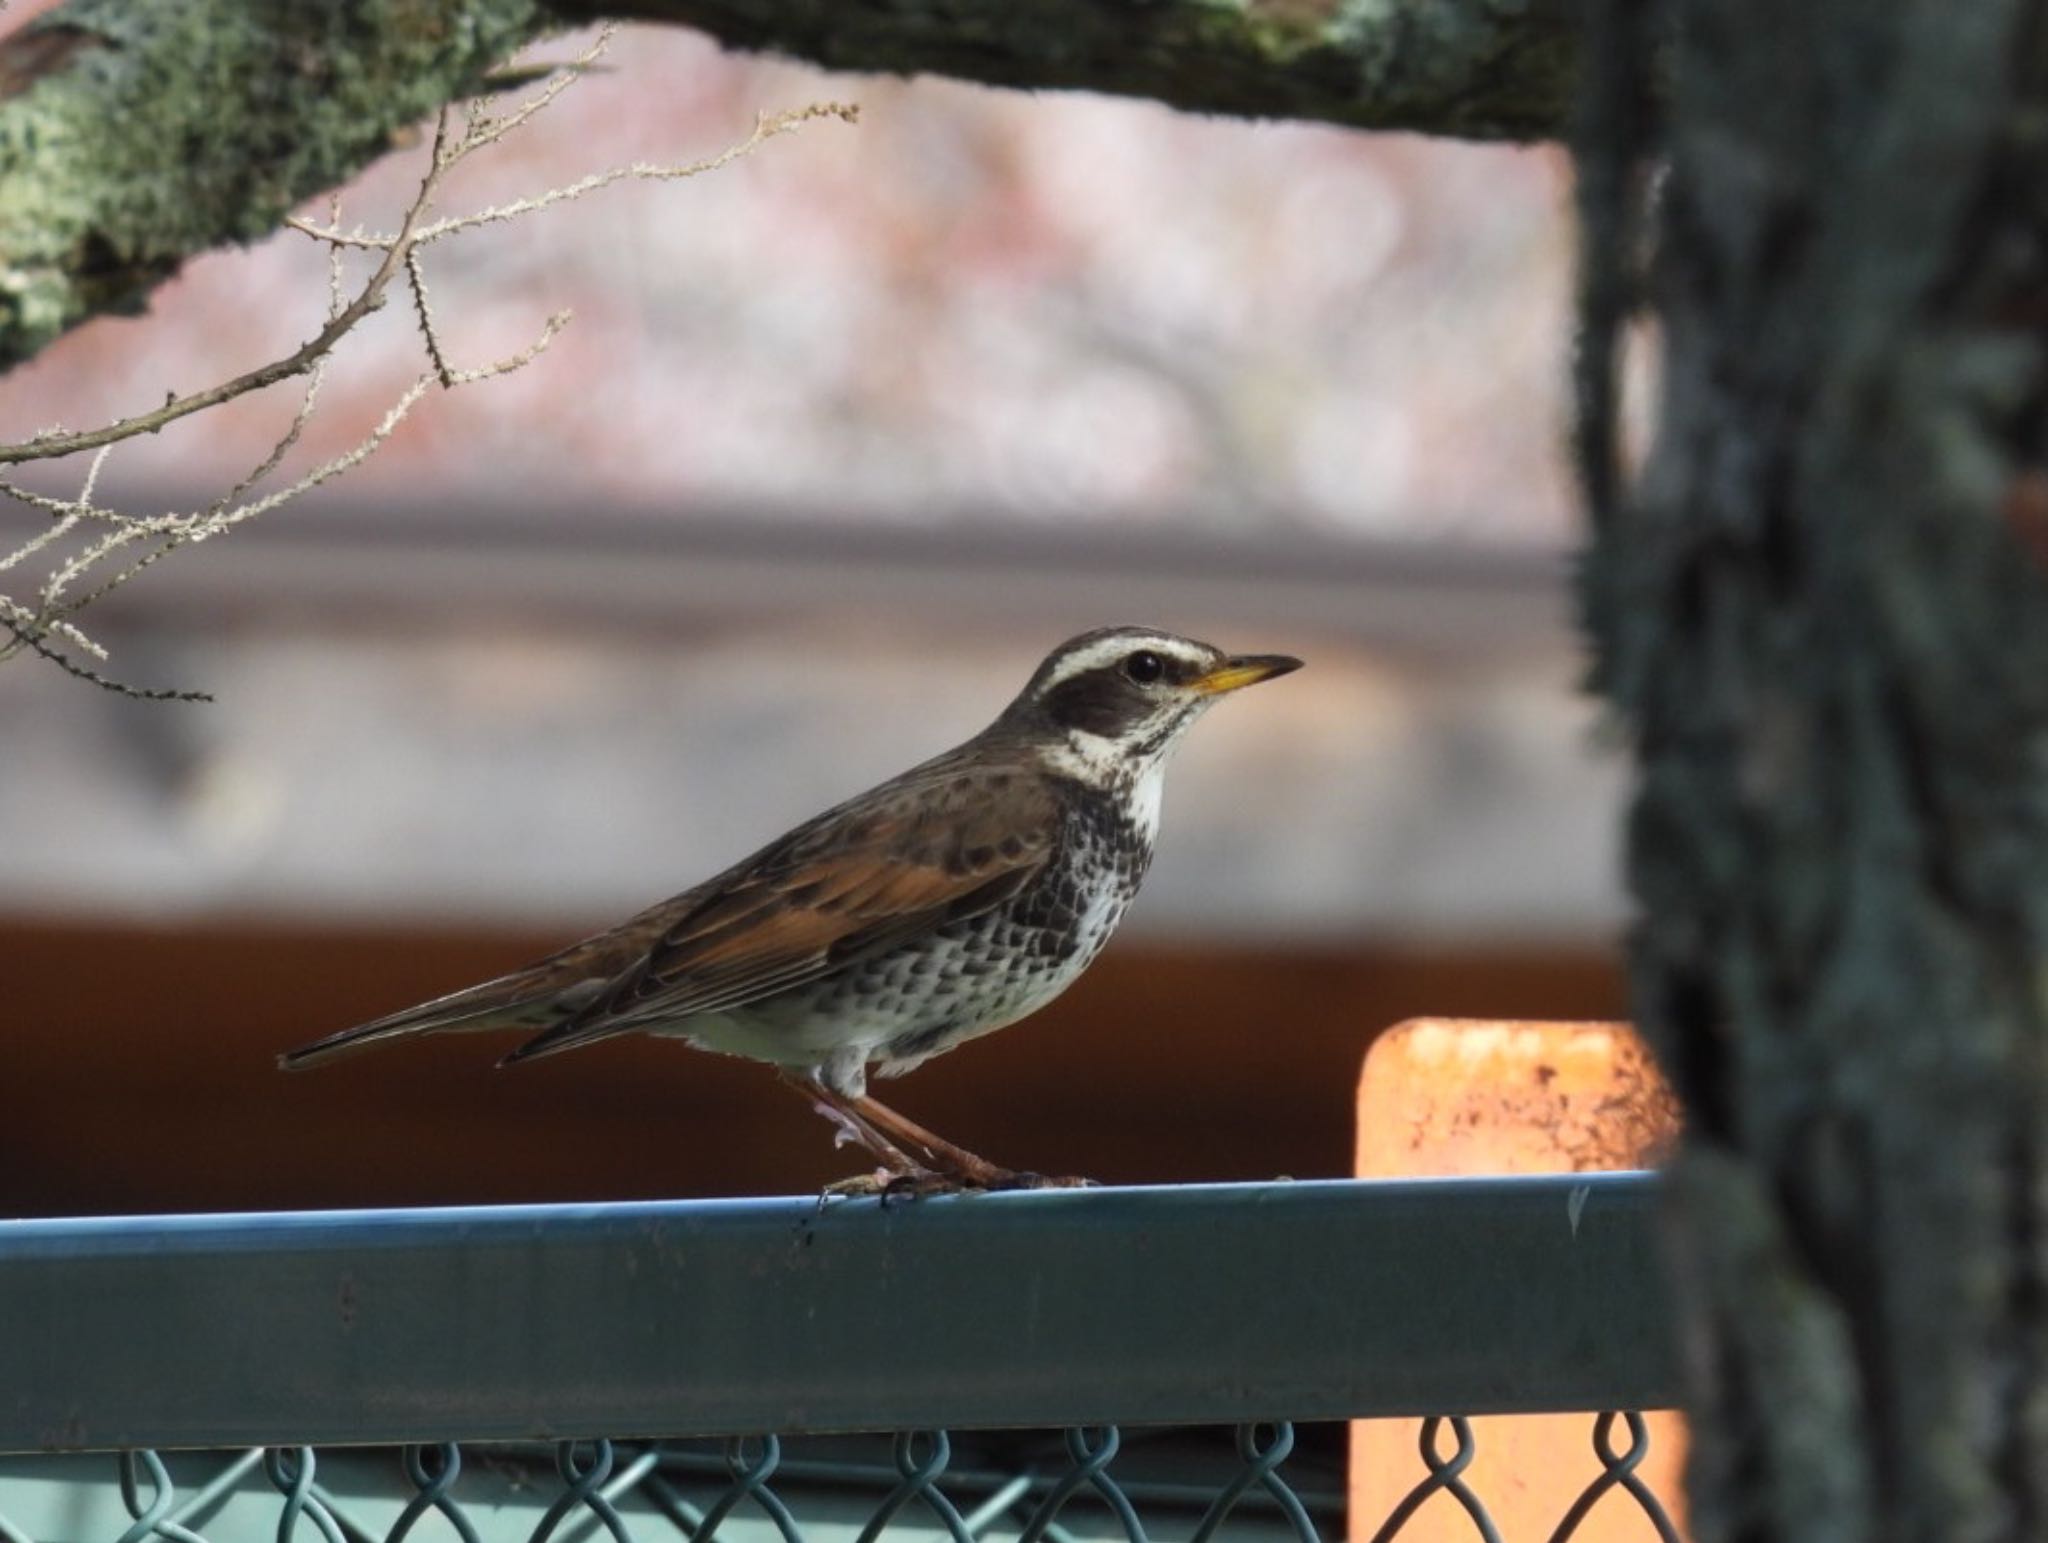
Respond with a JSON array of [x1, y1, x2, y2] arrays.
[[0, 1175, 1680, 1541]]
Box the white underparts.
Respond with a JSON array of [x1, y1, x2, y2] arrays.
[[1126, 756, 1165, 844]]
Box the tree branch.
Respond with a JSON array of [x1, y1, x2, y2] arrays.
[[0, 0, 555, 375], [0, 0, 1583, 375], [561, 0, 1584, 141]]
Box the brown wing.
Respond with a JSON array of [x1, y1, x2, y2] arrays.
[[276, 912, 683, 1069], [499, 762, 1057, 1064]]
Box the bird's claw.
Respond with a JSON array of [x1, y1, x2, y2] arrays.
[[820, 1168, 901, 1200], [819, 1168, 966, 1204]]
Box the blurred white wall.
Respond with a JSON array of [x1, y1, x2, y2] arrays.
[[0, 510, 1622, 940]]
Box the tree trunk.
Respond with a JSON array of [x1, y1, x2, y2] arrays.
[[1578, 2, 2048, 1540]]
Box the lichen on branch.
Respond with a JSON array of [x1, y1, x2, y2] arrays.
[[0, 0, 554, 372]]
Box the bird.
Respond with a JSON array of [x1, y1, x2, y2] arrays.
[[281, 626, 1302, 1194]]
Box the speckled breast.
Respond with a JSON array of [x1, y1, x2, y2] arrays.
[[856, 786, 1156, 1073]]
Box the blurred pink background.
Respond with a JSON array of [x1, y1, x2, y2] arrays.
[[5, 21, 1576, 541]]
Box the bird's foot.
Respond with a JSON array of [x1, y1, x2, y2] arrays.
[[820, 1167, 899, 1199], [820, 1167, 969, 1204], [821, 1171, 875, 1199], [881, 1171, 980, 1203], [978, 1170, 1098, 1191], [819, 1167, 1097, 1204]]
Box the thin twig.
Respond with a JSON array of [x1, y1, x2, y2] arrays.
[[0, 107, 454, 467], [210, 357, 330, 516], [52, 370, 441, 624], [0, 509, 81, 575], [323, 195, 347, 321], [407, 248, 456, 388], [75, 443, 112, 511], [463, 25, 616, 152], [0, 608, 212, 701], [292, 103, 860, 251], [0, 475, 86, 519], [0, 596, 102, 659], [443, 308, 571, 386], [0, 21, 856, 701]]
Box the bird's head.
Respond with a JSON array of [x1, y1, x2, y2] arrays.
[[997, 625, 1302, 790]]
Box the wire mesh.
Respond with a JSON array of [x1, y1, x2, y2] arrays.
[[0, 1414, 1685, 1543]]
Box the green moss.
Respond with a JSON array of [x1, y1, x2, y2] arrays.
[[0, 0, 553, 370], [1335, 0, 1579, 135]]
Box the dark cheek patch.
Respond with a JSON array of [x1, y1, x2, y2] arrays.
[[1041, 671, 1148, 737]]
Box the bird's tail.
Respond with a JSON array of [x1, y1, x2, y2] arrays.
[[496, 1014, 633, 1067], [278, 969, 576, 1070]]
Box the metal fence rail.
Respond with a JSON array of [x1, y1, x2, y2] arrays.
[[0, 1176, 1680, 1541]]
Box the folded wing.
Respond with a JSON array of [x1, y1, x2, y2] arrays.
[[499, 765, 1057, 1064]]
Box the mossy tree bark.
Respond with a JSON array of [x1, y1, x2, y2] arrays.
[[0, 1, 554, 373], [0, 0, 1583, 373], [1578, 2, 2048, 1538]]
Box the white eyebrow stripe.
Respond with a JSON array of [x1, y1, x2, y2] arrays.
[[1034, 635, 1211, 694]]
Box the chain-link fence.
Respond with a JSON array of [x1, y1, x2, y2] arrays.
[[0, 1177, 1679, 1541]]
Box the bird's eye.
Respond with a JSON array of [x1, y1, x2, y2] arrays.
[[1123, 650, 1166, 685]]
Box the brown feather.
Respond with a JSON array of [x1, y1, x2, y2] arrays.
[[499, 761, 1057, 1063]]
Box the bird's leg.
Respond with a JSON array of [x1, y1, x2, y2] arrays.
[[847, 1096, 1010, 1185], [780, 1071, 1092, 1195], [852, 1096, 1095, 1192], [779, 1072, 954, 1196]]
